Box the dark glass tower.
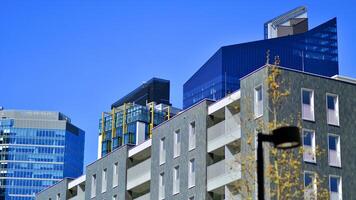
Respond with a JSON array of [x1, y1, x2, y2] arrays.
[[0, 110, 85, 200], [183, 18, 338, 108], [99, 77, 179, 158]]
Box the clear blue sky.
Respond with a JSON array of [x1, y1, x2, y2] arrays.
[[1, 0, 355, 166]]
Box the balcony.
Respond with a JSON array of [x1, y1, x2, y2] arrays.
[[127, 158, 151, 190], [208, 115, 241, 152], [207, 156, 241, 191], [133, 193, 150, 200]]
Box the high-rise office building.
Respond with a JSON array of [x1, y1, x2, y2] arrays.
[[98, 78, 179, 158], [36, 65, 356, 199], [0, 109, 85, 200], [183, 6, 338, 108]]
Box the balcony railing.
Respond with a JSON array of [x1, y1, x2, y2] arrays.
[[127, 158, 151, 190], [134, 193, 150, 200], [207, 115, 241, 152], [207, 155, 241, 191]]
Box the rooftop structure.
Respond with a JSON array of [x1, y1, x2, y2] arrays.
[[111, 78, 170, 109], [264, 6, 308, 39], [183, 7, 338, 109], [99, 78, 179, 158]]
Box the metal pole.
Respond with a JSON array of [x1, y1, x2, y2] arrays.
[[257, 133, 265, 200]]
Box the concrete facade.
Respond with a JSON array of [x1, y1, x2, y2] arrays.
[[36, 65, 356, 200], [151, 100, 211, 200], [240, 66, 356, 199]]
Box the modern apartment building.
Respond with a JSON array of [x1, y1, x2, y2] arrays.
[[36, 65, 356, 199], [0, 109, 85, 200], [98, 78, 179, 158], [183, 6, 339, 108]]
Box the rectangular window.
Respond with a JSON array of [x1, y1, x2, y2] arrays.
[[327, 94, 339, 126], [189, 122, 196, 150], [329, 176, 342, 200], [189, 159, 195, 188], [113, 195, 117, 200], [56, 194, 60, 200], [102, 168, 107, 193], [254, 85, 263, 118], [174, 130, 181, 158], [328, 134, 341, 167], [113, 162, 118, 187], [160, 137, 166, 165], [91, 174, 96, 198], [159, 172, 165, 200], [302, 89, 315, 121], [304, 171, 317, 199], [303, 129, 316, 163], [173, 166, 180, 194]]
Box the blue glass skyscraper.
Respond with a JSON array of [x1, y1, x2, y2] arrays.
[[0, 109, 85, 200], [183, 10, 338, 108]]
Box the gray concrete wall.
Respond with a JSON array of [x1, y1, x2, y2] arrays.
[[241, 65, 356, 199], [276, 67, 356, 199], [240, 66, 270, 200], [36, 178, 72, 200], [85, 145, 131, 200], [151, 100, 211, 200]]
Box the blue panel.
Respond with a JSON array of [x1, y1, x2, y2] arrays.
[[0, 124, 84, 200], [183, 18, 338, 109]]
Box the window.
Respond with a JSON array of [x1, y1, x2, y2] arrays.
[[189, 197, 195, 200], [56, 194, 60, 200], [304, 171, 317, 199], [173, 166, 180, 194], [327, 94, 339, 126], [159, 172, 165, 200], [113, 162, 118, 187], [91, 174, 96, 198], [160, 138, 166, 165], [328, 134, 341, 167], [113, 195, 117, 200], [174, 130, 181, 158], [189, 122, 196, 150], [302, 89, 315, 121], [254, 85, 263, 118], [189, 159, 195, 188], [303, 129, 316, 163], [102, 168, 107, 193], [329, 176, 342, 200]]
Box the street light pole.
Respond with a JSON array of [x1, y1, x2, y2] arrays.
[[257, 133, 265, 200], [256, 126, 301, 200]]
